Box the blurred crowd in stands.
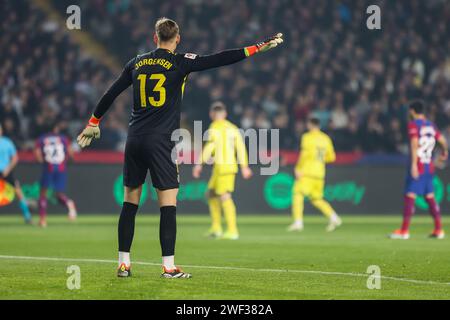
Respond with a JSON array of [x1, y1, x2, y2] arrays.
[[2, 0, 450, 153]]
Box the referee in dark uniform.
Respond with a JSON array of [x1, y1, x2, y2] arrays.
[[77, 17, 283, 278]]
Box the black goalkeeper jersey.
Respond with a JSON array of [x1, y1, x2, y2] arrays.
[[92, 48, 246, 136]]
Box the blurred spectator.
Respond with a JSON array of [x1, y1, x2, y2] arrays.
[[361, 112, 386, 153], [254, 111, 271, 130], [0, 1, 124, 150], [241, 108, 255, 130], [385, 118, 407, 154], [330, 105, 349, 130], [312, 99, 331, 129]]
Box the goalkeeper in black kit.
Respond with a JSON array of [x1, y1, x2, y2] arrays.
[[77, 17, 283, 278]]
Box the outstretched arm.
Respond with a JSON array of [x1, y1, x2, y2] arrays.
[[187, 49, 246, 73], [182, 33, 283, 73], [77, 60, 134, 148]]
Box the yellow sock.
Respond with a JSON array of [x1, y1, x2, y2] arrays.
[[208, 197, 222, 232], [222, 198, 238, 234], [311, 199, 335, 218], [292, 193, 304, 222]]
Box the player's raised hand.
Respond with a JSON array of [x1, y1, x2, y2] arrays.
[[244, 33, 284, 57], [256, 33, 284, 53], [77, 116, 101, 148]]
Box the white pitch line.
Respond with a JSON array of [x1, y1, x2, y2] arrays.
[[0, 254, 449, 287]]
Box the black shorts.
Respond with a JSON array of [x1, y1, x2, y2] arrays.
[[123, 134, 179, 190]]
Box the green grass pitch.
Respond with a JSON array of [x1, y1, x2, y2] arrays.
[[0, 214, 449, 300]]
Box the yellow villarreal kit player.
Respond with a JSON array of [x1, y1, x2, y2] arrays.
[[289, 124, 342, 232], [195, 112, 251, 240], [205, 120, 247, 194]]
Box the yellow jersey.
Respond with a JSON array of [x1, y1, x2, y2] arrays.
[[295, 129, 336, 179], [201, 119, 248, 175]]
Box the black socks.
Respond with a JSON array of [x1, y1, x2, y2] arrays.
[[118, 202, 139, 252], [159, 206, 177, 256], [118, 203, 176, 256]]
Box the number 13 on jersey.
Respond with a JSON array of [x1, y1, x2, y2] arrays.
[[138, 73, 166, 107]]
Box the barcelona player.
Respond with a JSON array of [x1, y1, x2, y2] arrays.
[[0, 124, 32, 224], [76, 17, 283, 278], [192, 102, 252, 240], [35, 123, 77, 227], [288, 117, 342, 232], [390, 101, 448, 240]]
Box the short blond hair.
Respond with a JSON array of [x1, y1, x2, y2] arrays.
[[155, 17, 179, 42]]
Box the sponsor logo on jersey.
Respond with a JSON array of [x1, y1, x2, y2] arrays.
[[184, 53, 197, 59]]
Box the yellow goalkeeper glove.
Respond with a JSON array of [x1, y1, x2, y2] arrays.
[[77, 115, 101, 148], [244, 33, 284, 56]]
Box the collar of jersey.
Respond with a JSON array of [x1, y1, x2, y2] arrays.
[[156, 47, 175, 55]]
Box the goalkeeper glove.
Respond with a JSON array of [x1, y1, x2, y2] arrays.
[[77, 115, 101, 148], [244, 33, 283, 57]]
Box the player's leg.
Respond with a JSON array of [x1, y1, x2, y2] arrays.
[[38, 187, 48, 227], [401, 193, 416, 232], [311, 198, 341, 232], [391, 192, 415, 239], [288, 179, 305, 231], [425, 192, 444, 239], [156, 188, 180, 273], [220, 192, 239, 239], [401, 193, 416, 234], [148, 137, 190, 278], [423, 173, 444, 238], [206, 188, 223, 238], [205, 173, 223, 237], [12, 175, 32, 224], [117, 185, 142, 277], [14, 182, 32, 224], [117, 136, 146, 277], [55, 192, 77, 221], [54, 173, 77, 221], [310, 180, 341, 232], [310, 179, 341, 231], [391, 173, 420, 239], [156, 188, 190, 278], [38, 171, 51, 227], [215, 175, 238, 239]]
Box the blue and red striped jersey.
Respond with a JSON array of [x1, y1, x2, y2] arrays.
[[36, 134, 70, 172], [407, 119, 441, 175]]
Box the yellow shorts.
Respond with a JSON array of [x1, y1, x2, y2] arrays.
[[293, 177, 324, 200], [208, 173, 236, 195]]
